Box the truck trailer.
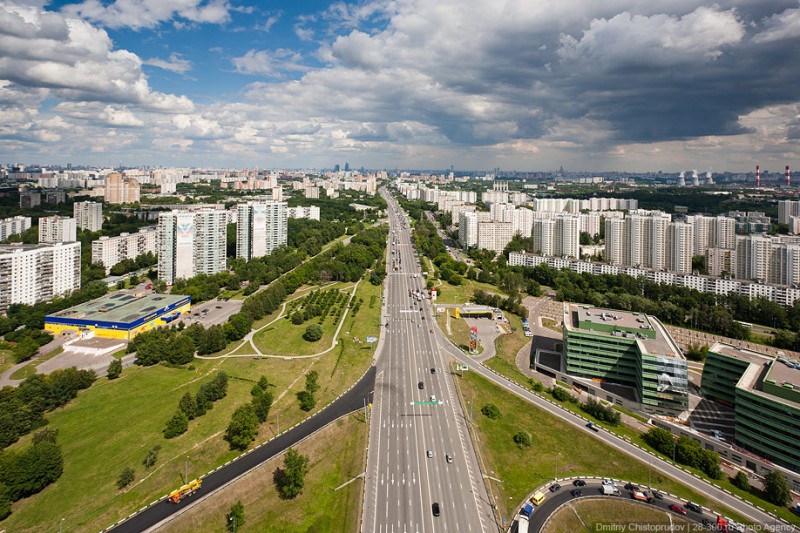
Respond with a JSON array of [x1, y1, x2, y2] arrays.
[[167, 479, 202, 503]]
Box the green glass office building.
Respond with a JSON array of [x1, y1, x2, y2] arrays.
[[563, 303, 688, 415], [701, 343, 800, 474]]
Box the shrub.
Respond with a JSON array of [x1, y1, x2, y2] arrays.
[[732, 471, 750, 491], [581, 399, 621, 426], [117, 467, 135, 489], [163, 411, 188, 439], [480, 403, 501, 420], [297, 390, 316, 412], [143, 445, 161, 470], [106, 358, 122, 380], [303, 324, 323, 342], [764, 470, 791, 506], [225, 404, 259, 450], [550, 386, 572, 402], [226, 500, 245, 532], [513, 431, 532, 448]]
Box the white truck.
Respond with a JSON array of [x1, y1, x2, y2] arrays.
[[602, 484, 621, 496]]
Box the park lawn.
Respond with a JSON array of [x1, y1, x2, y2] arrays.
[[252, 292, 351, 356], [454, 370, 751, 526], [166, 413, 368, 533], [229, 341, 257, 355], [486, 314, 531, 383], [543, 499, 694, 533]]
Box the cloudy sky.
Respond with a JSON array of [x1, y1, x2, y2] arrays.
[[1, 0, 799, 171]]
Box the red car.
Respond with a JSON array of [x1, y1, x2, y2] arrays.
[[669, 504, 687, 515]]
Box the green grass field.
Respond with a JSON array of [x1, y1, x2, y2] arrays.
[[433, 278, 504, 305], [166, 413, 367, 533], [2, 278, 382, 533], [9, 347, 65, 380], [543, 499, 694, 533], [485, 314, 531, 383], [454, 370, 751, 525]]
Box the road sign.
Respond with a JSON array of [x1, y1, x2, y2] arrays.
[[366, 336, 378, 343], [409, 401, 442, 405]]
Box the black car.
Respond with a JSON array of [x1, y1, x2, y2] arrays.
[[624, 483, 640, 491], [430, 368, 436, 374], [549, 483, 561, 492], [570, 489, 582, 497], [432, 502, 440, 517], [572, 479, 586, 487], [418, 382, 424, 389], [685, 501, 703, 514], [651, 490, 664, 500]]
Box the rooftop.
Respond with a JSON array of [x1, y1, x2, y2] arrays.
[[564, 303, 682, 359], [48, 290, 188, 325], [710, 342, 800, 406]]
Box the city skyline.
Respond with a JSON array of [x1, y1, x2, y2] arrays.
[[1, 1, 799, 171]]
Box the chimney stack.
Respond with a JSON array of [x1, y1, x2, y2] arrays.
[[756, 165, 760, 188], [787, 165, 791, 187]]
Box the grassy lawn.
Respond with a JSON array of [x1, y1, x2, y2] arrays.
[[454, 370, 752, 526], [543, 499, 693, 533], [433, 278, 504, 305], [485, 314, 531, 383], [252, 285, 356, 356], [9, 347, 65, 380], [0, 348, 15, 375], [541, 317, 562, 333], [166, 413, 367, 533], [2, 276, 381, 533]]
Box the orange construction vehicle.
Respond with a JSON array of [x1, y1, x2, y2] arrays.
[[167, 479, 201, 503]]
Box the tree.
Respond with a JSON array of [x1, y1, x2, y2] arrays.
[[163, 410, 188, 439], [550, 386, 572, 402], [12, 337, 39, 363], [291, 313, 304, 325], [305, 370, 319, 394], [763, 470, 791, 506], [251, 389, 274, 423], [225, 404, 259, 450], [643, 427, 675, 457], [0, 482, 10, 520], [276, 448, 309, 499], [178, 391, 197, 420], [107, 358, 122, 380], [480, 403, 501, 420], [513, 431, 532, 448], [303, 323, 323, 342], [143, 445, 161, 470], [296, 390, 316, 412], [732, 471, 750, 491], [117, 467, 135, 489], [226, 500, 245, 532]]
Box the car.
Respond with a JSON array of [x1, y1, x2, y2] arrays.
[[572, 479, 586, 487], [549, 483, 561, 493], [684, 501, 703, 514], [215, 305, 222, 309], [570, 489, 582, 497], [446, 454, 453, 463], [430, 395, 436, 402], [426, 450, 433, 458], [430, 368, 436, 374], [601, 478, 616, 487], [418, 382, 424, 389], [624, 483, 639, 491], [669, 504, 687, 515], [651, 490, 663, 500], [432, 502, 440, 517]]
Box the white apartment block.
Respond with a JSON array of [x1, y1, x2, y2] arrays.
[[271, 186, 284, 202], [509, 252, 800, 307], [286, 206, 320, 221], [532, 197, 638, 213], [236, 201, 288, 261], [686, 215, 736, 255], [38, 216, 76, 243], [555, 214, 580, 259], [604, 218, 625, 265], [459, 211, 479, 248], [477, 221, 513, 254], [304, 186, 320, 199], [104, 172, 141, 204], [73, 201, 103, 232], [490, 204, 534, 237], [533, 219, 555, 256], [666, 222, 694, 274], [778, 200, 800, 225], [735, 234, 772, 283], [579, 213, 601, 237], [0, 216, 31, 241], [792, 216, 800, 235], [91, 227, 158, 273], [0, 242, 81, 313], [706, 248, 735, 277], [158, 209, 227, 285]]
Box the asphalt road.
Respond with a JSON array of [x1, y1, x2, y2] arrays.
[[525, 479, 719, 531], [361, 192, 495, 533], [431, 326, 794, 530], [106, 366, 375, 533]]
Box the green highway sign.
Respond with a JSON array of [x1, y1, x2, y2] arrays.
[[410, 401, 442, 405]]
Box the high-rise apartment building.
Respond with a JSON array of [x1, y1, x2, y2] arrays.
[[666, 222, 694, 274], [459, 211, 479, 248], [555, 214, 580, 258], [158, 209, 226, 284], [0, 242, 81, 313], [286, 206, 320, 221], [73, 201, 103, 232], [236, 201, 288, 260], [38, 216, 76, 243], [778, 200, 800, 225], [92, 227, 158, 273], [604, 218, 625, 265], [533, 219, 555, 256], [735, 234, 773, 283], [0, 216, 31, 241], [104, 172, 141, 204], [477, 222, 513, 254], [687, 215, 736, 255]]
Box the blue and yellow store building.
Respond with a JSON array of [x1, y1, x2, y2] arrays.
[[45, 291, 191, 341]]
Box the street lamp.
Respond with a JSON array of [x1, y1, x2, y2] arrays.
[[229, 516, 236, 533], [60, 518, 65, 533], [554, 454, 560, 481]]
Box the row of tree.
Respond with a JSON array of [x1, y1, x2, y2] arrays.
[[224, 375, 273, 450], [643, 428, 722, 479], [0, 368, 96, 450], [163, 372, 229, 439]]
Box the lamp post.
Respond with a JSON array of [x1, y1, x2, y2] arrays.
[[184, 456, 189, 484], [60, 518, 65, 533], [555, 454, 559, 481]]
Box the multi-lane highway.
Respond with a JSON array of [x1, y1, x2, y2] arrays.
[[362, 192, 495, 533]]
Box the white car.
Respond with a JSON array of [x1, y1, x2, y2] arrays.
[[426, 450, 433, 458]]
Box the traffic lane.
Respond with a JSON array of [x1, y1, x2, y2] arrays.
[[441, 335, 782, 529], [109, 366, 375, 533]]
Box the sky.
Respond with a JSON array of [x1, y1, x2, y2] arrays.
[[1, 0, 799, 172]]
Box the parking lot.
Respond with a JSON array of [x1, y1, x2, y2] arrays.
[[182, 298, 243, 327]]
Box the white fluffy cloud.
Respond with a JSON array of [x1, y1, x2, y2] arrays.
[[61, 0, 232, 30]]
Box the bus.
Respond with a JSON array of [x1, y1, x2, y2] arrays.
[[737, 321, 753, 328]]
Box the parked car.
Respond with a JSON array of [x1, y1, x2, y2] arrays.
[[572, 479, 586, 487], [549, 483, 561, 493], [669, 504, 687, 515]]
